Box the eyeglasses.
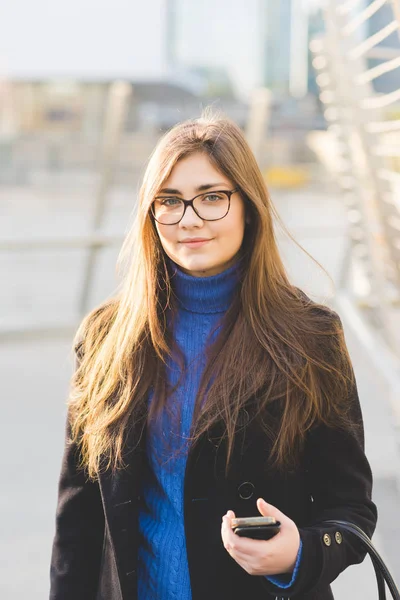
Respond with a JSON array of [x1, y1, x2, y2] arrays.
[[151, 188, 239, 225]]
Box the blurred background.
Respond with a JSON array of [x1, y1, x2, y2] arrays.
[[1, 0, 400, 597]]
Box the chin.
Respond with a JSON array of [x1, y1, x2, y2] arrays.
[[170, 253, 208, 271], [182, 260, 214, 274], [180, 257, 227, 277]]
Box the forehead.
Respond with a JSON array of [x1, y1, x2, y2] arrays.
[[162, 152, 232, 193]]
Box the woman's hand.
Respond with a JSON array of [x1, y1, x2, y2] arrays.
[[221, 498, 300, 577]]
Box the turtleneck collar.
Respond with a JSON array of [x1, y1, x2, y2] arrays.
[[167, 257, 242, 314]]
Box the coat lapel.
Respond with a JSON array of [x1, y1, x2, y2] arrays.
[[98, 422, 146, 600]]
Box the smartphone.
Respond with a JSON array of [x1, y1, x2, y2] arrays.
[[231, 516, 281, 540]]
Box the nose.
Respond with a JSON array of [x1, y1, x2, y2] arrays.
[[179, 204, 203, 228]]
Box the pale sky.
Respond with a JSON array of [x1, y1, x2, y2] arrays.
[[0, 0, 322, 92], [0, 0, 167, 79], [306, 0, 325, 9]]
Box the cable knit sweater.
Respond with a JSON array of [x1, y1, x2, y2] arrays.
[[137, 258, 301, 599]]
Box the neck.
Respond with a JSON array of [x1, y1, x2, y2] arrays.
[[167, 258, 242, 314]]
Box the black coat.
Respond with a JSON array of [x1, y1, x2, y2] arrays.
[[50, 363, 377, 600]]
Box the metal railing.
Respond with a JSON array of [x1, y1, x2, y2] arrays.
[[311, 0, 400, 357], [1, 82, 132, 339]]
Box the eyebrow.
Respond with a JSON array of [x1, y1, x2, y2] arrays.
[[158, 182, 230, 195]]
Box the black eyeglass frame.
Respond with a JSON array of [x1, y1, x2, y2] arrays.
[[151, 188, 240, 225]]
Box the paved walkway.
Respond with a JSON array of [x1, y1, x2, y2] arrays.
[[1, 175, 399, 598]]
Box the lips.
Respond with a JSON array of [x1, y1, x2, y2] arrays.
[[180, 238, 211, 243], [180, 238, 212, 248]]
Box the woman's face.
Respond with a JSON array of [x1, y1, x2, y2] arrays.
[[154, 152, 246, 277]]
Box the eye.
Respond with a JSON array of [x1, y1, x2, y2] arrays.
[[203, 192, 225, 202], [159, 197, 182, 207]]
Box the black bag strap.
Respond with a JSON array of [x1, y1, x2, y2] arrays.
[[324, 520, 400, 600]]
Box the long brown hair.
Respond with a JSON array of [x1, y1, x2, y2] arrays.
[[69, 108, 355, 479]]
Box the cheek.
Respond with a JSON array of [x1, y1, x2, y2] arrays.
[[219, 210, 246, 246], [156, 225, 175, 251]]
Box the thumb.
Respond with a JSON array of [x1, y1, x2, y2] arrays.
[[257, 498, 287, 523]]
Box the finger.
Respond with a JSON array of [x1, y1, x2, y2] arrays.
[[230, 532, 273, 554], [221, 515, 246, 552], [224, 510, 236, 526], [257, 498, 288, 523], [221, 510, 236, 537], [222, 517, 270, 555], [221, 514, 237, 542]]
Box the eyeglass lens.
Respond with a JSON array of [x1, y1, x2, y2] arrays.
[[153, 191, 230, 224]]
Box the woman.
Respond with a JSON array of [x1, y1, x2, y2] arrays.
[[50, 110, 377, 600]]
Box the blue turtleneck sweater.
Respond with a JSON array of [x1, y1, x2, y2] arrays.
[[137, 259, 301, 599]]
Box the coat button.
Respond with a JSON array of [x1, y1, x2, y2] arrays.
[[323, 533, 332, 546], [335, 531, 343, 544], [238, 481, 255, 500]]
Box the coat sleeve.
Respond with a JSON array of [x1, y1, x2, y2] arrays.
[[49, 352, 105, 600], [261, 326, 377, 597]]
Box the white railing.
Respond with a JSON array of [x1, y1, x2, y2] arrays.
[[311, 0, 400, 357]]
